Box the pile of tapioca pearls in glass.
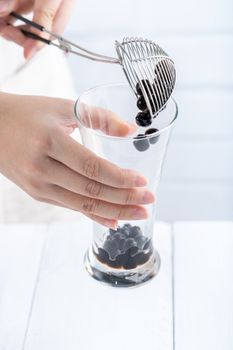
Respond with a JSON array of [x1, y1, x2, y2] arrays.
[[133, 59, 170, 152], [94, 223, 153, 269]]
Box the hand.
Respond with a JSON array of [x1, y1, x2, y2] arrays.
[[0, 92, 155, 229], [0, 0, 75, 59]]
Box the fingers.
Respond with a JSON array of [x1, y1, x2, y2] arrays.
[[0, 17, 7, 32], [24, 0, 63, 59], [0, 23, 27, 46], [51, 132, 148, 188], [77, 103, 138, 137], [52, 0, 75, 34], [41, 196, 118, 229], [0, 0, 15, 17], [84, 213, 118, 230], [0, 0, 74, 59], [47, 158, 155, 205], [48, 185, 149, 221]]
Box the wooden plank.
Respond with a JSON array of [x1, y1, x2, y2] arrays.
[[24, 221, 174, 350], [157, 181, 233, 221], [174, 222, 233, 350], [0, 225, 46, 349]]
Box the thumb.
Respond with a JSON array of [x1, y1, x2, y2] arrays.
[[24, 0, 62, 59]]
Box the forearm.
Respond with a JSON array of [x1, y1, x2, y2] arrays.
[[0, 91, 14, 174]]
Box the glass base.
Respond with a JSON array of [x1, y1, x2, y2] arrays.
[[84, 247, 161, 288]]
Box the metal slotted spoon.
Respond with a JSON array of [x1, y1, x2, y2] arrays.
[[115, 38, 176, 116], [11, 12, 176, 117]]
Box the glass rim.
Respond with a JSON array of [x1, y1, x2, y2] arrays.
[[74, 82, 178, 140]]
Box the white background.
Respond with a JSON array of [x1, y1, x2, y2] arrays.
[[64, 0, 233, 221], [0, 0, 232, 222]]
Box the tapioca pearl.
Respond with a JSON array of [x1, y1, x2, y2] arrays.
[[107, 255, 122, 268], [137, 95, 147, 111], [145, 128, 160, 144], [104, 239, 121, 260], [113, 252, 128, 268], [135, 111, 152, 127], [136, 79, 154, 96], [123, 223, 132, 230], [106, 234, 114, 241], [123, 238, 137, 252], [134, 251, 151, 266], [129, 225, 142, 238], [134, 235, 147, 250], [122, 255, 138, 270], [114, 232, 125, 240], [109, 228, 117, 236], [96, 247, 109, 264], [114, 233, 126, 251], [133, 138, 150, 152], [128, 246, 139, 257], [154, 60, 171, 85], [121, 224, 131, 237]]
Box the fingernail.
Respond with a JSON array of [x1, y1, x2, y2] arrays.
[[132, 207, 148, 219], [142, 191, 155, 204], [0, 2, 9, 14], [104, 219, 118, 230], [135, 175, 148, 187]]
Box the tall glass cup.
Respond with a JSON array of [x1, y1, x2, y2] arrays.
[[74, 83, 178, 287]]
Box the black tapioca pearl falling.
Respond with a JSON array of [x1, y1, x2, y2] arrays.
[[133, 134, 150, 152], [133, 128, 160, 151], [145, 128, 160, 144], [135, 111, 152, 127], [136, 95, 161, 117]]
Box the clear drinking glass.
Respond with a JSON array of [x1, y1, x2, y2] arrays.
[[74, 83, 178, 287]]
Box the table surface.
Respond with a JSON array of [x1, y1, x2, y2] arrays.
[[0, 221, 232, 350]]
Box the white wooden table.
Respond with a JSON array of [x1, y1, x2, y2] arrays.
[[0, 221, 232, 350]]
